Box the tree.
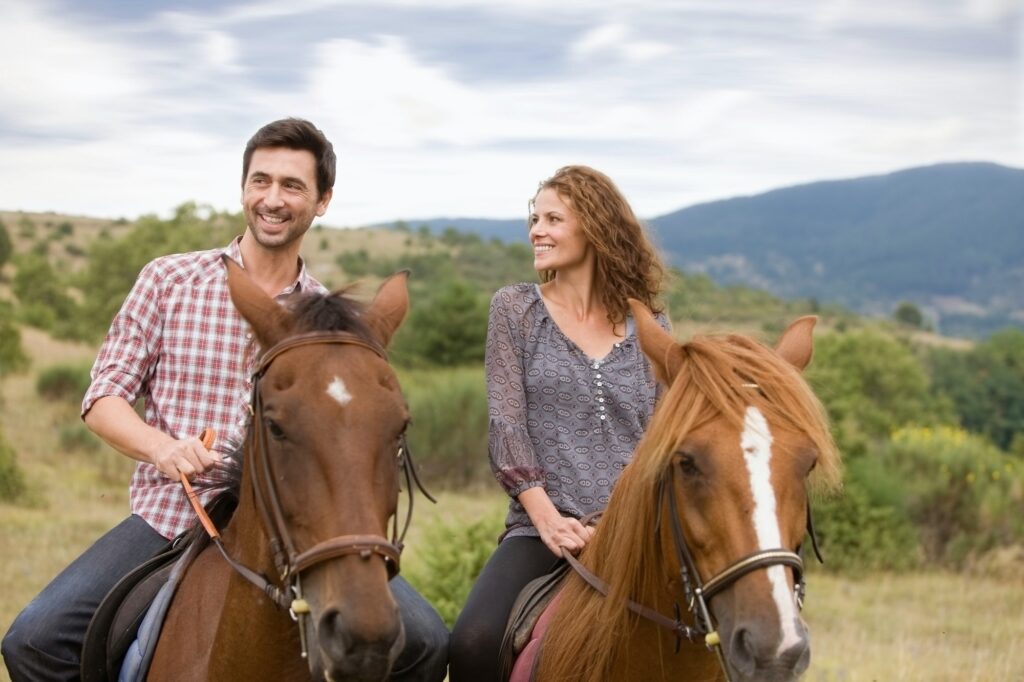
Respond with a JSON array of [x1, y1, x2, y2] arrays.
[[893, 301, 926, 329], [806, 327, 956, 456], [0, 220, 11, 270], [929, 329, 1024, 450], [393, 278, 489, 367]]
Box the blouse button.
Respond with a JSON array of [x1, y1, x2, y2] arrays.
[[595, 373, 602, 379], [599, 414, 606, 420]]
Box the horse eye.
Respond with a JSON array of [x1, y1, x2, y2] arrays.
[[678, 453, 700, 477], [266, 420, 286, 440]]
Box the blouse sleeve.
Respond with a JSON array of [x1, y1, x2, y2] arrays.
[[485, 288, 545, 498]]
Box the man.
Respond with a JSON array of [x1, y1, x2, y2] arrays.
[[1, 118, 448, 681]]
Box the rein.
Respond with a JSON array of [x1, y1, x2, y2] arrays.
[[181, 330, 433, 661], [561, 465, 822, 682]]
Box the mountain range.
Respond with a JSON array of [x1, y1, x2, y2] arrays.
[[393, 162, 1024, 338]]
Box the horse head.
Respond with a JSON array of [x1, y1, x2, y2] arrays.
[[225, 256, 411, 682], [630, 302, 841, 682]]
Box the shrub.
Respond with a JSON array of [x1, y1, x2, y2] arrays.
[[814, 478, 920, 575], [0, 302, 29, 376], [36, 363, 93, 403], [879, 426, 1024, 565], [59, 423, 102, 452], [399, 367, 490, 487], [0, 426, 27, 502], [403, 512, 504, 627]]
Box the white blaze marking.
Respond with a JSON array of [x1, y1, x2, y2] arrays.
[[326, 376, 353, 407], [740, 406, 803, 656]]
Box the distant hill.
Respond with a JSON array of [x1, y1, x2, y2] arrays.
[[390, 163, 1024, 338]]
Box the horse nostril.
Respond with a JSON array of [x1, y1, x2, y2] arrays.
[[318, 608, 354, 660], [730, 627, 758, 678]]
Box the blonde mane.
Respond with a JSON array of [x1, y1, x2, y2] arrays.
[[536, 332, 841, 682]]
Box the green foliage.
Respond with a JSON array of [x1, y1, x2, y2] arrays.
[[929, 329, 1024, 450], [399, 366, 490, 486], [393, 279, 489, 367], [876, 426, 1024, 565], [12, 253, 78, 335], [75, 203, 241, 340], [36, 363, 93, 403], [814, 481, 920, 574], [0, 220, 11, 268], [806, 327, 955, 456], [336, 248, 372, 277], [0, 302, 29, 376], [893, 301, 926, 329], [58, 423, 102, 452], [403, 513, 504, 627], [0, 424, 27, 502]]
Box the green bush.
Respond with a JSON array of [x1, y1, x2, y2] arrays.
[[0, 302, 29, 376], [0, 426, 27, 502], [878, 426, 1024, 565], [36, 363, 93, 403], [59, 422, 102, 452], [403, 512, 504, 627], [399, 367, 490, 487], [814, 478, 920, 575]]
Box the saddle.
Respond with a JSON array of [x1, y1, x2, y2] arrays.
[[497, 560, 569, 682], [80, 493, 237, 682]]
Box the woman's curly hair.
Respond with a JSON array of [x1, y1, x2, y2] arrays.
[[532, 165, 666, 324]]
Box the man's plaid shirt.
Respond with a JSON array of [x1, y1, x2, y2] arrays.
[[82, 238, 324, 539]]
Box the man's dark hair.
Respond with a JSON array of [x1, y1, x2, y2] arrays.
[[242, 118, 336, 198]]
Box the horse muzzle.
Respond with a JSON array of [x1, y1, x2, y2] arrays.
[[313, 604, 405, 682]]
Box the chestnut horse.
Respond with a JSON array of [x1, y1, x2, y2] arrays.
[[521, 304, 842, 682], [148, 258, 416, 681]]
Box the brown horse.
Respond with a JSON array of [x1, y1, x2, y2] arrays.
[[148, 258, 414, 681], [526, 304, 842, 682]]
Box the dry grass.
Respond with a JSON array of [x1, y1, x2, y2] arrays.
[[1, 329, 1019, 682]]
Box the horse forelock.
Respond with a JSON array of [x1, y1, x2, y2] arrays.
[[287, 286, 373, 338], [537, 331, 842, 682]]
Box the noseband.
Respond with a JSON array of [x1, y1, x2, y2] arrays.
[[186, 330, 432, 662], [562, 464, 823, 682]]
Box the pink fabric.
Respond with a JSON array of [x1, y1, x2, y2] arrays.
[[82, 237, 323, 538], [509, 590, 565, 682]]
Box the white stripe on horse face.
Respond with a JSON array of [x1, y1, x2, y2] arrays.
[[326, 376, 353, 407], [741, 406, 803, 656]]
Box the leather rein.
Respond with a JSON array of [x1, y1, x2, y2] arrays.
[[561, 464, 823, 682], [181, 330, 433, 661]]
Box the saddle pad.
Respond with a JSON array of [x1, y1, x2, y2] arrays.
[[498, 561, 569, 682], [509, 590, 565, 682], [118, 534, 207, 682], [80, 537, 184, 682]]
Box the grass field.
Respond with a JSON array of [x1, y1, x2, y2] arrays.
[[1, 330, 1021, 681]]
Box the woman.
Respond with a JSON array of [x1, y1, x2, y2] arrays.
[[449, 165, 669, 682]]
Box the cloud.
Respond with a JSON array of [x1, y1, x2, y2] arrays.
[[0, 2, 147, 136]]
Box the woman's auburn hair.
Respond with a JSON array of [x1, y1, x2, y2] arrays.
[[533, 165, 666, 324]]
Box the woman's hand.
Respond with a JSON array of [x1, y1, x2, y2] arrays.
[[519, 487, 594, 557]]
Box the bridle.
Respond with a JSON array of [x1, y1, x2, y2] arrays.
[[183, 330, 433, 663], [562, 463, 823, 682]]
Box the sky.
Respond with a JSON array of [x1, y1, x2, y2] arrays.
[[1, 0, 1021, 228]]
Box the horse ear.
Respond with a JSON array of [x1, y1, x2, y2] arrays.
[[774, 315, 817, 371], [364, 270, 410, 348], [222, 254, 294, 348], [629, 299, 684, 386]]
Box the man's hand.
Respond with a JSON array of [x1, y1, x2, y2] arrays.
[[151, 434, 221, 481]]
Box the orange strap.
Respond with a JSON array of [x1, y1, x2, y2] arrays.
[[180, 428, 220, 540]]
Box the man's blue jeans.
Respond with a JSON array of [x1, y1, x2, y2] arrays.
[[2, 514, 448, 682]]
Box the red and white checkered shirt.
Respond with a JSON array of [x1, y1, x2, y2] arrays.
[[82, 238, 325, 539]]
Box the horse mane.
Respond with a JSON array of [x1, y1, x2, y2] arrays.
[[537, 331, 842, 682], [209, 286, 372, 499]]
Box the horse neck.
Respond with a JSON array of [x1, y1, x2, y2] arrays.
[[220, 460, 278, 577]]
